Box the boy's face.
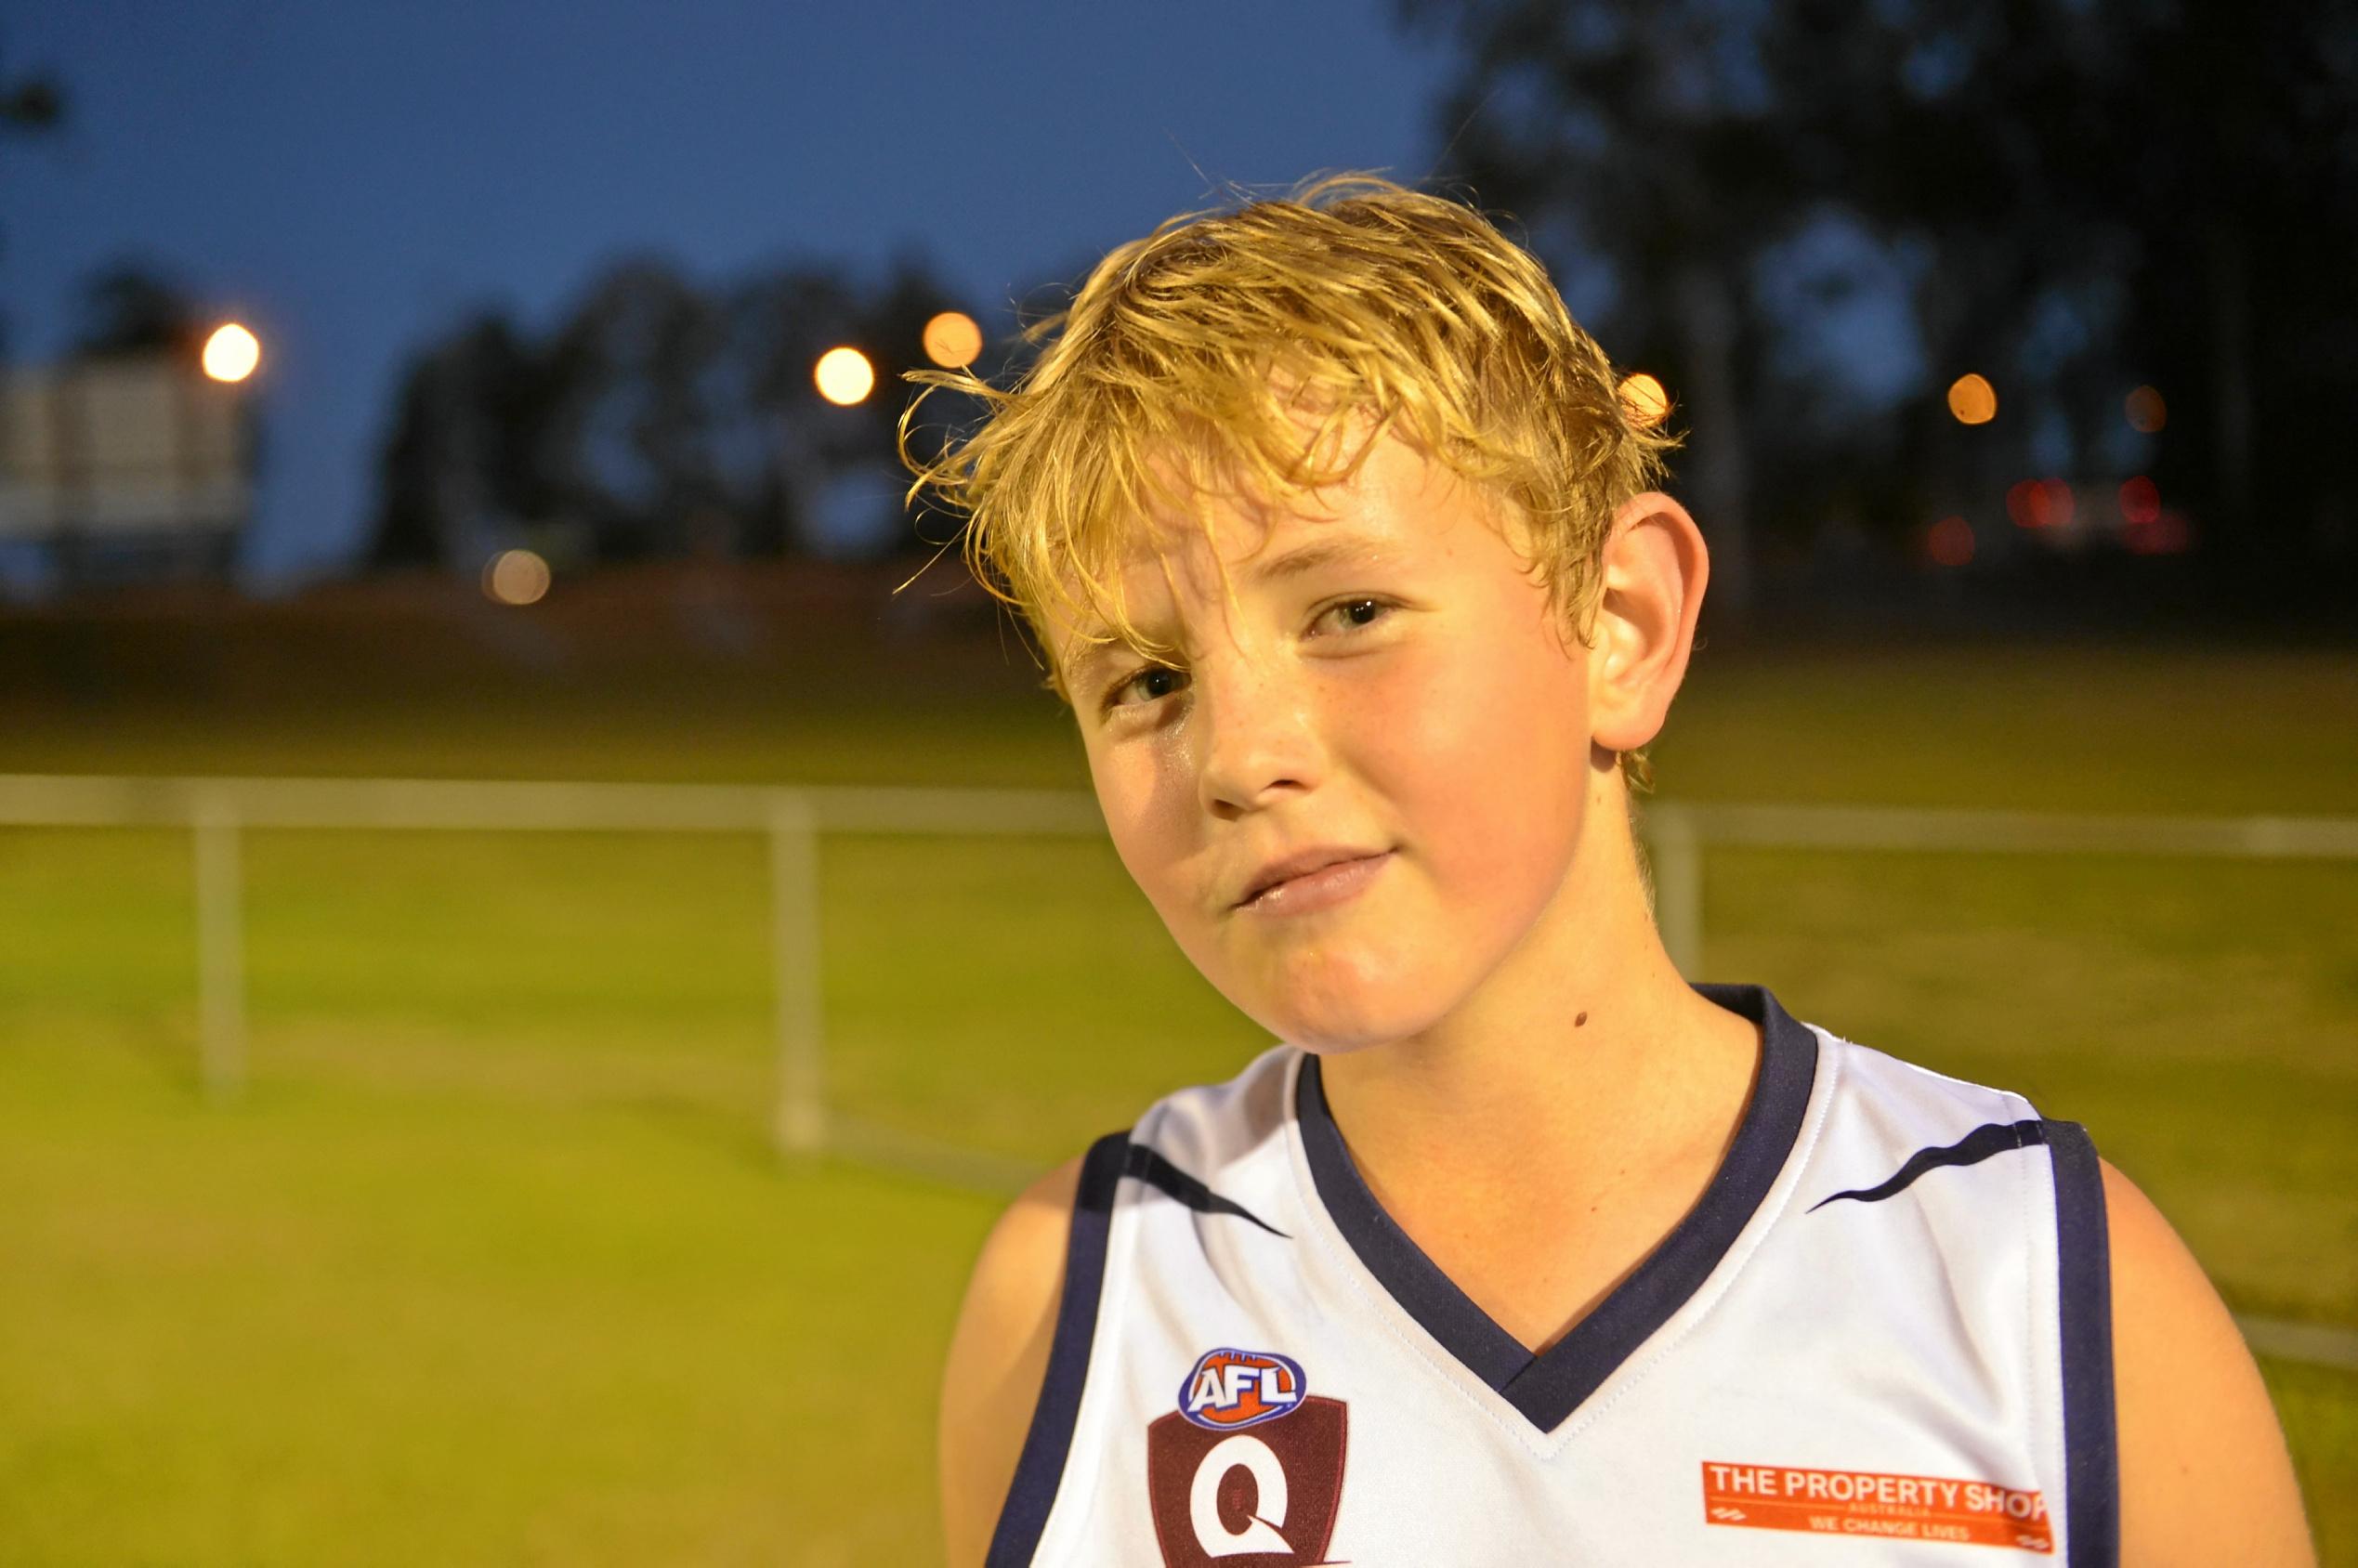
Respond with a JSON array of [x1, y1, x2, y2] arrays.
[[1048, 426, 1621, 1053]]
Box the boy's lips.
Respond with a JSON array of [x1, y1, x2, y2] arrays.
[[1233, 846, 1394, 914]]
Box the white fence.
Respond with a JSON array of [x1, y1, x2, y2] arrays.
[[0, 774, 1103, 1154], [7, 771, 2355, 1147], [5, 772, 2356, 1371]]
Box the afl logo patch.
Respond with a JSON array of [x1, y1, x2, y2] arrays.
[[1148, 1354, 1348, 1568], [1178, 1348, 1305, 1431]]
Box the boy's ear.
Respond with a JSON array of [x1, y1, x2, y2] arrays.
[[1586, 490, 1710, 756]]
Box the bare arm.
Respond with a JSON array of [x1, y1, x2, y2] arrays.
[[938, 1154, 1084, 1568], [2105, 1159, 2314, 1566]]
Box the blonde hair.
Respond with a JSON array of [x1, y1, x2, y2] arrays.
[[897, 170, 1679, 793]]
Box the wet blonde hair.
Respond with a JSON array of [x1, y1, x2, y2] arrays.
[[897, 170, 1679, 792]]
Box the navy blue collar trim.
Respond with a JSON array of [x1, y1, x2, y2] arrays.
[[1294, 981, 1819, 1432]]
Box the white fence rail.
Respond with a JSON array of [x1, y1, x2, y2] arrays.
[[7, 773, 2356, 1147], [6, 773, 2357, 1371], [0, 774, 1100, 1152]]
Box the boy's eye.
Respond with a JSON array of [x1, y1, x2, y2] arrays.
[[1313, 596, 1391, 634], [1107, 663, 1188, 710]]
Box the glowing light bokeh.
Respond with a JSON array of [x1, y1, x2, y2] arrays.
[[922, 311, 983, 370], [1618, 372, 1670, 427], [815, 346, 876, 406], [2120, 474, 2189, 555], [202, 323, 261, 384], [2118, 476, 2161, 526], [2006, 477, 2076, 531], [482, 548, 551, 606], [1928, 516, 1975, 567], [1945, 373, 1998, 425], [2125, 385, 2168, 434]]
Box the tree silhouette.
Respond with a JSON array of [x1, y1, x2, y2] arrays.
[[1397, 0, 2358, 608], [1396, 0, 1827, 621], [369, 250, 991, 571]]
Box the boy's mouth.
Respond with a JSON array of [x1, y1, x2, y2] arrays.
[[1234, 846, 1393, 913]]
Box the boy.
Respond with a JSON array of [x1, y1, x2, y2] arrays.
[[900, 175, 2312, 1565]]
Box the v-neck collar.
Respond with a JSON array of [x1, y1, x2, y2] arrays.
[[1291, 982, 1818, 1433]]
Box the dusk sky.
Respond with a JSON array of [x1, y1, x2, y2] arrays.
[[2, 3, 1465, 585]]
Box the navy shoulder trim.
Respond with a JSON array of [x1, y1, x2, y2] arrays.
[[984, 1130, 1128, 1568], [1809, 1118, 2047, 1211], [2043, 1118, 2119, 1568], [1123, 1141, 1289, 1237]]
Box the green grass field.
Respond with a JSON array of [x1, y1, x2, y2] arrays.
[[2, 614, 2353, 1563]]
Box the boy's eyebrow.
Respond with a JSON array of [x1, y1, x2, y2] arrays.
[[1242, 533, 1395, 586], [1062, 533, 1396, 689]]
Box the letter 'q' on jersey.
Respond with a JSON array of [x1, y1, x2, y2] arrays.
[[985, 984, 2117, 1566]]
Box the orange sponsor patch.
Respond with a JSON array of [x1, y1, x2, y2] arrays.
[[1701, 1461, 2053, 1553]]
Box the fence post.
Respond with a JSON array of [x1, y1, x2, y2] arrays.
[[766, 791, 828, 1156], [192, 789, 247, 1101], [1649, 804, 1706, 981]]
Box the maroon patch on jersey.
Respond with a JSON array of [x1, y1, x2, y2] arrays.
[[1146, 1397, 1348, 1567]]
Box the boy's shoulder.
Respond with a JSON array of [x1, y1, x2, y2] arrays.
[[937, 1150, 1084, 1567], [1811, 1022, 2050, 1126], [1796, 1017, 2070, 1183], [1788, 1020, 2100, 1255]]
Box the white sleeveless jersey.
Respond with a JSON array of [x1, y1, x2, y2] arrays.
[[986, 985, 2116, 1567]]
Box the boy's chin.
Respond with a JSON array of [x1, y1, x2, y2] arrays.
[[1199, 935, 1469, 1052], [1284, 1032, 1396, 1059], [1235, 985, 1452, 1056]]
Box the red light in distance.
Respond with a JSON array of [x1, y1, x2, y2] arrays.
[[2006, 478, 2076, 530], [2118, 476, 2160, 526], [1927, 516, 1975, 567]]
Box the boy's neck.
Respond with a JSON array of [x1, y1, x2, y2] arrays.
[[1310, 796, 1764, 1322]]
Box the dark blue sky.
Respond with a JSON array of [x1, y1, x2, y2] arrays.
[[3, 2, 1464, 585]]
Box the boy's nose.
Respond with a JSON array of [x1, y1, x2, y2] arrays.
[[1194, 663, 1321, 819]]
